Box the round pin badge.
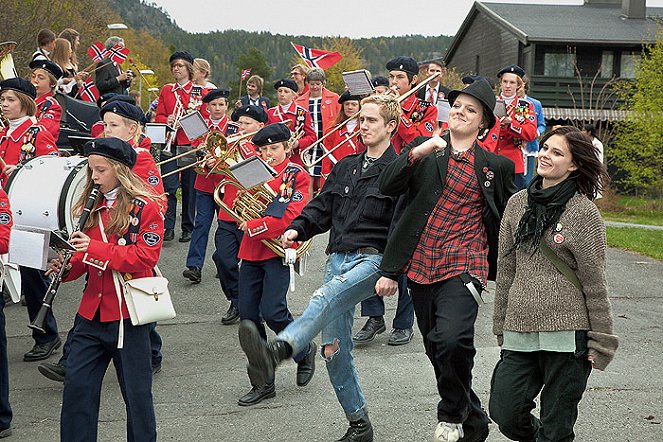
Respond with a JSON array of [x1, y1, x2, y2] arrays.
[[118, 238, 127, 245], [553, 233, 564, 244], [484, 181, 491, 188]]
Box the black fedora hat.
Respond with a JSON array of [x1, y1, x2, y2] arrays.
[[447, 81, 497, 128]]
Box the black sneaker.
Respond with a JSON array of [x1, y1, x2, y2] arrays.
[[38, 361, 66, 382], [237, 383, 275, 406], [337, 415, 373, 442], [221, 304, 240, 325], [183, 266, 202, 283]]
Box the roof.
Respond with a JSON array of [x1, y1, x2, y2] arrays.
[[446, 1, 663, 62], [542, 107, 629, 121]]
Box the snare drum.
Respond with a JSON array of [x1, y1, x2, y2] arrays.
[[5, 156, 88, 234]]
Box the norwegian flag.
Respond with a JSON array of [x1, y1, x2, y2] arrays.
[[241, 68, 252, 80], [87, 42, 107, 62], [290, 42, 342, 70], [106, 45, 130, 64], [77, 77, 100, 103]]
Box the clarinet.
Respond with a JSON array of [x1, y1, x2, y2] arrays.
[[29, 184, 102, 332]]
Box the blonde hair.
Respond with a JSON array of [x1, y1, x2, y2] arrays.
[[499, 74, 526, 98], [360, 94, 400, 125], [58, 28, 80, 68], [1, 89, 36, 117], [74, 157, 163, 235], [51, 38, 73, 70], [246, 75, 264, 94], [193, 58, 211, 78], [290, 64, 310, 76]]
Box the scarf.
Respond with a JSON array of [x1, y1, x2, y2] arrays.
[[512, 175, 577, 253]]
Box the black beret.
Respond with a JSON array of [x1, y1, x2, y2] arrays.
[[29, 59, 63, 81], [338, 91, 363, 104], [234, 105, 268, 124], [462, 75, 495, 88], [386, 56, 419, 75], [169, 51, 194, 65], [0, 78, 36, 100], [273, 79, 298, 93], [371, 76, 389, 88], [252, 123, 291, 147], [84, 137, 137, 168], [100, 101, 144, 124], [202, 88, 230, 103], [97, 92, 137, 108], [497, 64, 526, 79], [447, 80, 497, 129]]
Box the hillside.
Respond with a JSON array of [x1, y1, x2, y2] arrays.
[[107, 0, 452, 87]]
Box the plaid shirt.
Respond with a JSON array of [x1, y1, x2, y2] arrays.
[[406, 147, 489, 285]]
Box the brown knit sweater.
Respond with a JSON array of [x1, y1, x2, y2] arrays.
[[493, 190, 618, 370]]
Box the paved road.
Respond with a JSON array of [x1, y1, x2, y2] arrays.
[[604, 220, 663, 231], [3, 231, 663, 441]]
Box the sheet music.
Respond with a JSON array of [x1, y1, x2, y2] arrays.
[[437, 99, 451, 123], [342, 70, 375, 96], [180, 111, 209, 141], [145, 123, 168, 144], [229, 156, 277, 189], [8, 228, 50, 270]]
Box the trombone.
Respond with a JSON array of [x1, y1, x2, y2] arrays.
[[213, 169, 313, 260], [299, 72, 442, 168]]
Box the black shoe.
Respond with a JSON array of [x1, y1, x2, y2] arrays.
[[179, 231, 192, 242], [221, 304, 240, 325], [164, 229, 175, 242], [0, 427, 12, 438], [387, 327, 414, 346], [238, 320, 291, 387], [37, 361, 66, 382], [352, 317, 386, 344], [24, 337, 62, 362], [183, 266, 202, 283], [337, 415, 373, 442], [237, 383, 275, 406], [296, 342, 317, 387]]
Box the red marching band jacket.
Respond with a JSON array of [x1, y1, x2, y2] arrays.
[[489, 96, 538, 174], [35, 93, 62, 141], [320, 123, 365, 185], [237, 160, 310, 262], [0, 118, 59, 186], [216, 137, 259, 224], [391, 94, 438, 154], [267, 102, 317, 167], [0, 189, 12, 254], [192, 116, 239, 194], [63, 196, 164, 322], [155, 81, 210, 147]]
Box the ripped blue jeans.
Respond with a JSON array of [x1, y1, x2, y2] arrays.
[[278, 251, 382, 421]]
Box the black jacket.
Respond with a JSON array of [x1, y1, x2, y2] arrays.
[[379, 136, 516, 281], [289, 146, 400, 254], [95, 58, 130, 96]]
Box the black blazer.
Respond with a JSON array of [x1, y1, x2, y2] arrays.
[[94, 58, 130, 96], [379, 135, 516, 281], [239, 95, 270, 109]]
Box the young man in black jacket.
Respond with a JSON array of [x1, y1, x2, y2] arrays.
[[238, 94, 402, 442], [375, 80, 516, 442]]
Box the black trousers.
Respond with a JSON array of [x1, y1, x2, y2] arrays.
[[410, 275, 489, 437], [489, 347, 592, 442]]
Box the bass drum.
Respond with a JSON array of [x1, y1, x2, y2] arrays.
[[5, 156, 88, 235]]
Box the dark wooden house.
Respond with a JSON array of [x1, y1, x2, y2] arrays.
[[444, 0, 662, 121]]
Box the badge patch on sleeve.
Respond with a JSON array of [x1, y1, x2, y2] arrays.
[[0, 213, 10, 224], [143, 232, 161, 246], [147, 175, 160, 186], [425, 122, 434, 133]]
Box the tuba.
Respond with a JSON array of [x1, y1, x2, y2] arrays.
[[213, 168, 312, 260], [0, 42, 18, 80]]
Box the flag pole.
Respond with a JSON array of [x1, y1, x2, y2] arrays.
[[238, 74, 244, 102]]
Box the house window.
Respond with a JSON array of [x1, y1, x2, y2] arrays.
[[620, 51, 641, 78], [600, 51, 614, 78], [544, 52, 575, 77]]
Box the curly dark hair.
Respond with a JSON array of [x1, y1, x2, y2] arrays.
[[539, 125, 609, 200]]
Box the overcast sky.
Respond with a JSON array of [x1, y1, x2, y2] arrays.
[[149, 0, 663, 38]]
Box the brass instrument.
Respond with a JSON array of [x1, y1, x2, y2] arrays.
[[213, 169, 312, 259], [163, 93, 184, 154], [300, 72, 442, 168], [0, 41, 18, 80]]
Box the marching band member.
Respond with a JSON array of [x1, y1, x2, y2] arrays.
[[212, 104, 266, 325], [319, 91, 365, 185], [192, 58, 217, 89], [234, 75, 270, 111], [55, 137, 163, 442], [386, 56, 438, 153], [182, 88, 238, 284], [371, 76, 390, 94], [235, 123, 315, 407], [155, 50, 210, 242], [494, 65, 538, 190], [38, 100, 166, 383], [0, 78, 62, 364], [267, 79, 316, 167], [32, 28, 56, 62], [91, 93, 138, 138], [238, 95, 403, 441], [29, 59, 63, 140], [295, 68, 340, 186], [375, 80, 516, 442], [0, 189, 12, 438]]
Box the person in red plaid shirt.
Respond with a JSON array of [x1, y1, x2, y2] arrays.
[[376, 80, 516, 442]]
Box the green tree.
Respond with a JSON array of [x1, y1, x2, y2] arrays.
[[321, 38, 364, 94], [611, 27, 663, 196], [229, 47, 274, 101]]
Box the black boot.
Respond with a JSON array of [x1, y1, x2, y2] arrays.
[[237, 382, 276, 406], [238, 320, 292, 387], [337, 415, 373, 442], [296, 342, 317, 387]]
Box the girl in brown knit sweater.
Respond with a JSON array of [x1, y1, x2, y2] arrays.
[[490, 126, 618, 441]]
